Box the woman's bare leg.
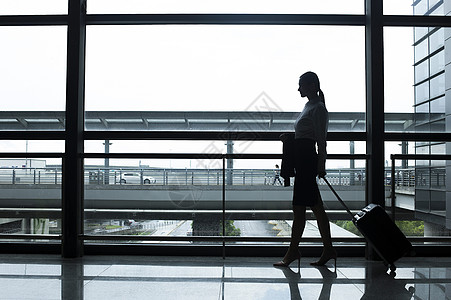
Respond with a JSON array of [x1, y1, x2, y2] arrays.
[[283, 205, 306, 261], [311, 195, 333, 249], [311, 193, 336, 265]]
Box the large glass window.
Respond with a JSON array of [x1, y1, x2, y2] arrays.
[[430, 73, 445, 99], [429, 28, 445, 53], [0, 141, 63, 240], [0, 140, 64, 155], [0, 1, 67, 15], [384, 27, 415, 131], [415, 60, 429, 82], [85, 25, 365, 123], [430, 51, 445, 76], [0, 156, 62, 240], [415, 39, 429, 63], [87, 0, 364, 14], [430, 96, 445, 115], [84, 157, 222, 245], [414, 81, 430, 107], [0, 27, 67, 115], [414, 0, 429, 16], [414, 27, 429, 42]]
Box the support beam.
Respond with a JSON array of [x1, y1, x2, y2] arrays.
[[365, 0, 385, 262], [226, 140, 234, 185], [104, 140, 112, 184], [365, 0, 385, 207], [350, 141, 355, 185], [62, 0, 86, 258]]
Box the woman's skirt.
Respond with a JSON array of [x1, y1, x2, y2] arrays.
[[292, 138, 320, 206]]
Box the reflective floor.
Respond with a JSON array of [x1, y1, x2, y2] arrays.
[[0, 254, 450, 299]]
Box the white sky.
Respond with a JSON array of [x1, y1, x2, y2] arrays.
[[0, 1, 423, 168], [0, 0, 414, 15]]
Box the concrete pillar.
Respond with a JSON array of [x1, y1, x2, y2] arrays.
[[103, 139, 112, 184], [350, 141, 355, 185], [226, 140, 233, 185], [401, 141, 408, 169]]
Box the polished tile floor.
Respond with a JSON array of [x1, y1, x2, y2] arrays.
[[0, 254, 450, 299]]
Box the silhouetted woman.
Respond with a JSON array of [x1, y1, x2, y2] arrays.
[[274, 71, 336, 271]]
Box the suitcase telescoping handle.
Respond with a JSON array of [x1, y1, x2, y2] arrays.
[[322, 177, 354, 219]]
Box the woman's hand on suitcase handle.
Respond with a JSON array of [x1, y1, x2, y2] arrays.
[[317, 164, 326, 179]]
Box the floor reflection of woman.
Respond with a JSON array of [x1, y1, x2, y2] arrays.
[[274, 71, 337, 271]]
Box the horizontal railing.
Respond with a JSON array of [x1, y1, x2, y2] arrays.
[[390, 154, 451, 220], [0, 153, 371, 187], [0, 166, 368, 186]]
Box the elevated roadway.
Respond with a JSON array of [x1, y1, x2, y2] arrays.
[[0, 183, 415, 221]]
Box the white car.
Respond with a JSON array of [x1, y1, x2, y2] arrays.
[[116, 172, 156, 184]]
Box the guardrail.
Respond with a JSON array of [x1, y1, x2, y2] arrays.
[[0, 166, 374, 187], [0, 165, 419, 188], [389, 154, 451, 220], [0, 166, 370, 186], [0, 167, 62, 185], [85, 167, 368, 186]]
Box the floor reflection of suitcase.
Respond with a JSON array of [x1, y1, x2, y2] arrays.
[[323, 178, 412, 273]]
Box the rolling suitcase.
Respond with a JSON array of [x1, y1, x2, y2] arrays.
[[323, 177, 412, 272]]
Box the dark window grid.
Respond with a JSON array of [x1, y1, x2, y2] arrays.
[[413, 46, 443, 67], [413, 69, 444, 86], [413, 93, 446, 107], [413, 26, 441, 46]]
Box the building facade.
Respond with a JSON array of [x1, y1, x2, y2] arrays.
[[413, 0, 451, 234]]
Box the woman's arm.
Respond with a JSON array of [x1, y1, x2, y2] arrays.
[[313, 105, 328, 178]]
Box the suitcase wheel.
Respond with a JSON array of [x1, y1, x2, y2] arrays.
[[389, 264, 396, 272], [388, 264, 397, 277]]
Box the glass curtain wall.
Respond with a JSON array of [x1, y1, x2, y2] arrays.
[[384, 0, 450, 238], [0, 22, 67, 243], [82, 24, 366, 247], [1, 0, 451, 254], [411, 0, 449, 236]]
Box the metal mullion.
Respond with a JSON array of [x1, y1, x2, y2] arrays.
[[84, 130, 286, 141], [413, 69, 445, 86], [383, 15, 451, 27], [0, 131, 66, 140], [0, 15, 68, 26], [83, 130, 366, 141], [413, 27, 441, 47], [83, 152, 224, 159], [0, 153, 64, 158], [3, 234, 451, 243], [86, 13, 365, 26], [391, 154, 451, 160], [385, 132, 451, 142], [81, 234, 366, 243], [0, 234, 61, 240], [62, 0, 86, 258], [82, 153, 368, 160], [222, 157, 226, 259]]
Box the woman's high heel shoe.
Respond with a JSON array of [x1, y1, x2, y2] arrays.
[[310, 250, 337, 269], [273, 251, 301, 273]]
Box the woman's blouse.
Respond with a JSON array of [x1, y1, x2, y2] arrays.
[[294, 98, 329, 172]]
